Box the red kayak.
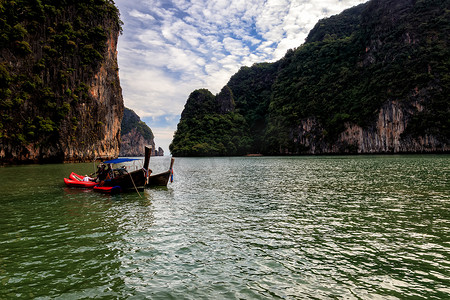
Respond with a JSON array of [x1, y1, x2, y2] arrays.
[[64, 178, 97, 188], [93, 185, 122, 194], [69, 172, 86, 181]]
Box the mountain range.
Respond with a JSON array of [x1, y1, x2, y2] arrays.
[[170, 0, 449, 156]]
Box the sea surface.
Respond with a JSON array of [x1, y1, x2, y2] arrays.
[[0, 155, 449, 299]]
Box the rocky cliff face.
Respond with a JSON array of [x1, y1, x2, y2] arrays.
[[156, 147, 164, 156], [294, 100, 449, 154], [342, 100, 447, 153], [119, 107, 164, 157], [63, 27, 123, 162], [0, 1, 123, 163], [216, 86, 235, 114], [119, 127, 155, 157]]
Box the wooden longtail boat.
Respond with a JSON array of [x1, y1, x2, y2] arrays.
[[146, 157, 175, 187], [101, 146, 152, 190]]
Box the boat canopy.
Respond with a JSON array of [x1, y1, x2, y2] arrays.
[[103, 158, 141, 164]]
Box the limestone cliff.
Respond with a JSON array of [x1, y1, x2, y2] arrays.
[[294, 100, 448, 154], [0, 1, 123, 163], [156, 147, 164, 156], [216, 86, 235, 114], [119, 107, 163, 157], [120, 127, 155, 157], [171, 0, 449, 156], [279, 0, 450, 154]]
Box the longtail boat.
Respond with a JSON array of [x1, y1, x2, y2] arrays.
[[100, 146, 152, 190], [146, 157, 175, 187]]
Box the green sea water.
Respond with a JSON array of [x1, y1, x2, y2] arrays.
[[0, 155, 449, 299]]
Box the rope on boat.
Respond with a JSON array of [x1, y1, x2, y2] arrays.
[[127, 170, 142, 198]]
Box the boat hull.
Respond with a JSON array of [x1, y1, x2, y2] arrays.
[[102, 169, 147, 190], [93, 185, 121, 194], [145, 157, 174, 187], [146, 170, 171, 187]]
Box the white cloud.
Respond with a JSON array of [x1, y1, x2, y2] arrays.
[[114, 0, 369, 153], [129, 9, 155, 21]]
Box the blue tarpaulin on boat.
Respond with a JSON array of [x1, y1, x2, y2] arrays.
[[103, 158, 141, 164]]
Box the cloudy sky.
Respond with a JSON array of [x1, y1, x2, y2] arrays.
[[114, 0, 368, 154]]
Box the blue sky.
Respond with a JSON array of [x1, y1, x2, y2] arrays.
[[114, 0, 368, 154]]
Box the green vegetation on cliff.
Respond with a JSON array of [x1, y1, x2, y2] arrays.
[[0, 0, 122, 162], [170, 89, 250, 156], [226, 62, 280, 153], [170, 0, 449, 156], [268, 0, 450, 153]]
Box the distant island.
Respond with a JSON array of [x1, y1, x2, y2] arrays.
[[120, 108, 164, 157], [170, 0, 449, 156]]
